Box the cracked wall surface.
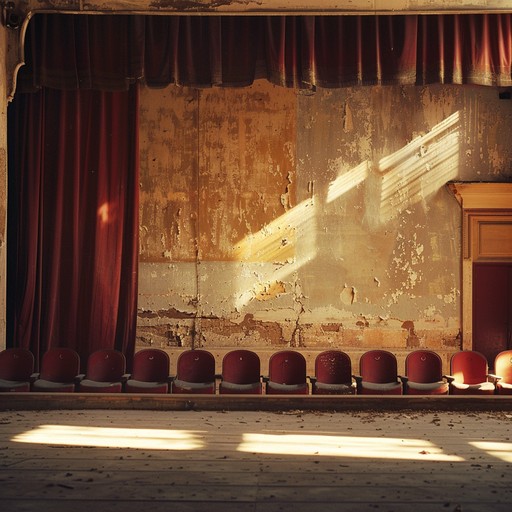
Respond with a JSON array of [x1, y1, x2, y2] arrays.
[[137, 79, 512, 365]]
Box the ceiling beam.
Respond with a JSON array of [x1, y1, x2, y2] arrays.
[[11, 0, 512, 17]]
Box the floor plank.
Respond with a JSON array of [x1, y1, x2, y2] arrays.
[[1, 409, 512, 512]]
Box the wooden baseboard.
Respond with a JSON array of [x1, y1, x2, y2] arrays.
[[1, 393, 512, 412]]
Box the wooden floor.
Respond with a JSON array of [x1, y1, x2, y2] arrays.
[[1, 401, 512, 511]]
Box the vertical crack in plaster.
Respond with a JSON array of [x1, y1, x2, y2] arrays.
[[290, 277, 305, 347], [189, 211, 202, 349], [192, 92, 202, 349]]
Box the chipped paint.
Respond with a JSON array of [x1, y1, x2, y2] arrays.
[[253, 281, 286, 301], [340, 285, 357, 305], [137, 80, 512, 361]]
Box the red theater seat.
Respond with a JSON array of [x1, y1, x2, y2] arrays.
[[219, 349, 262, 395], [171, 349, 216, 394], [32, 348, 81, 392], [355, 350, 403, 395], [265, 350, 309, 395], [125, 349, 171, 394], [446, 351, 495, 395], [311, 350, 355, 395], [0, 348, 34, 392], [79, 349, 126, 393], [402, 350, 448, 395]]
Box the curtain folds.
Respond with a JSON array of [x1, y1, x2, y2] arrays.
[[7, 87, 139, 370], [8, 11, 512, 367], [17, 13, 512, 91]]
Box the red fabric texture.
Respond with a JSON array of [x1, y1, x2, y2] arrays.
[[360, 350, 399, 384], [405, 350, 444, 384], [314, 350, 353, 385], [450, 351, 489, 385], [18, 13, 512, 91], [7, 87, 139, 370]]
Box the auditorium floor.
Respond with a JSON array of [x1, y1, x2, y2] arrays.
[[1, 406, 512, 512]]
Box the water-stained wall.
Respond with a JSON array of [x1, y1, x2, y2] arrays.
[[138, 80, 512, 368]]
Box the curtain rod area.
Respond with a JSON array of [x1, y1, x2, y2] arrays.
[[15, 0, 512, 17]]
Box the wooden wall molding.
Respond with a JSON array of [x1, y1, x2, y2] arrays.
[[449, 182, 512, 210], [448, 182, 512, 350]]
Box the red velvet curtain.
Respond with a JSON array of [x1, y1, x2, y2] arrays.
[[8, 11, 512, 369], [17, 13, 512, 91], [8, 87, 139, 370]]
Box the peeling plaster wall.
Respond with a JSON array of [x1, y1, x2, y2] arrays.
[[138, 80, 512, 369]]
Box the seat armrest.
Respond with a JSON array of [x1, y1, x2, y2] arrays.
[[122, 373, 131, 383], [215, 373, 223, 381], [308, 376, 317, 385], [487, 373, 502, 383], [353, 374, 362, 393], [167, 375, 175, 383], [443, 374, 455, 383], [30, 372, 40, 382], [398, 375, 408, 383], [261, 376, 269, 383], [75, 373, 85, 383]]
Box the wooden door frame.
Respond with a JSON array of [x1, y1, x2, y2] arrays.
[[448, 182, 512, 350]]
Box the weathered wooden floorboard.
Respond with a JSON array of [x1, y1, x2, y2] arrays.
[[1, 409, 511, 512]]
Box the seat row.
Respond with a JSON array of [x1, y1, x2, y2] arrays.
[[0, 346, 511, 395]]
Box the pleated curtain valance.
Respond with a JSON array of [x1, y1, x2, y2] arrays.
[[17, 13, 512, 91]]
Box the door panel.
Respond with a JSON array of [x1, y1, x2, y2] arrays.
[[473, 263, 512, 367]]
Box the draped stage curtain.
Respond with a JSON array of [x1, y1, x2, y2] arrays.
[[8, 12, 512, 368], [7, 87, 139, 370], [17, 13, 512, 90]]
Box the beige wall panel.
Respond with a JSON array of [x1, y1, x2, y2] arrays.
[[137, 80, 512, 360], [198, 81, 296, 261], [139, 85, 199, 262], [295, 86, 465, 338]]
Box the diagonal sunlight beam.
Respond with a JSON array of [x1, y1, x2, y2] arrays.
[[378, 111, 460, 223], [238, 433, 463, 461], [326, 160, 370, 204], [12, 425, 205, 450], [233, 197, 317, 309], [233, 198, 316, 263]]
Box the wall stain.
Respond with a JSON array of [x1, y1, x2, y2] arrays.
[[321, 323, 343, 332], [199, 313, 285, 345], [138, 307, 196, 319], [402, 320, 420, 348]]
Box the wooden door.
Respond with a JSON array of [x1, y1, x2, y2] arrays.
[[473, 263, 512, 367]]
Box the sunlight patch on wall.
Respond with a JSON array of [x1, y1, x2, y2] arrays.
[[233, 197, 316, 263], [378, 111, 461, 223], [12, 425, 205, 450], [233, 198, 317, 309], [326, 160, 370, 204], [238, 432, 463, 461]]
